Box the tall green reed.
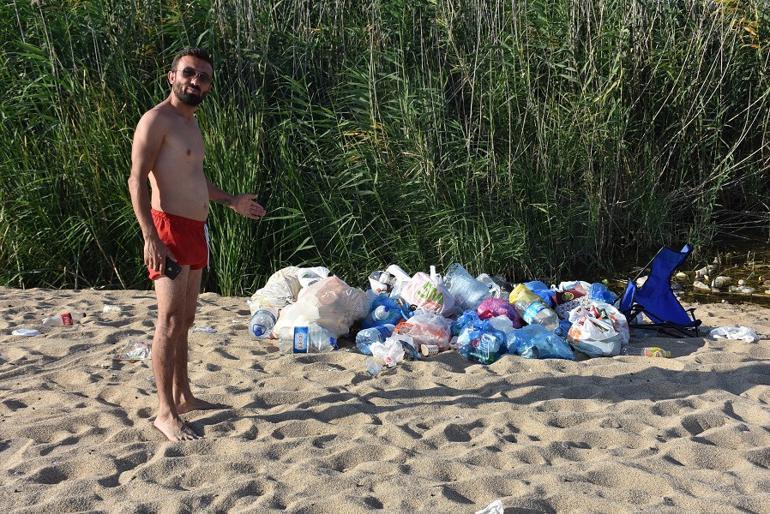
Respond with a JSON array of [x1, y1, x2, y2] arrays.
[[0, 0, 768, 295]]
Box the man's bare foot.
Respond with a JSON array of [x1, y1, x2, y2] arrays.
[[153, 414, 201, 441], [176, 397, 228, 414]]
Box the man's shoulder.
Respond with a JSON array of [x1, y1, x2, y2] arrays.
[[137, 104, 176, 134]]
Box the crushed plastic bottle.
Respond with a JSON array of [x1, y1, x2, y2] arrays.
[[509, 284, 559, 330], [12, 328, 40, 337], [192, 325, 217, 333], [621, 346, 671, 358], [356, 324, 396, 355], [118, 340, 152, 361], [365, 357, 383, 376]]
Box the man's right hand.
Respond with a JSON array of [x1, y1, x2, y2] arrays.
[[144, 235, 169, 274]]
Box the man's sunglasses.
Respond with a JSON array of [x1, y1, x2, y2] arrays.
[[174, 67, 212, 84]]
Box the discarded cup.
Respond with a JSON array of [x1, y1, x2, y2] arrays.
[[420, 344, 439, 357], [102, 305, 122, 314]]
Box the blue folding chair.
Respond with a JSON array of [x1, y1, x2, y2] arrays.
[[619, 244, 701, 337]]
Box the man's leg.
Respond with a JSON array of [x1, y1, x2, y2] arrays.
[[174, 267, 222, 413], [152, 266, 201, 441]]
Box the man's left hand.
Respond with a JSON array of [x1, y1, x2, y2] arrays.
[[231, 194, 266, 219]]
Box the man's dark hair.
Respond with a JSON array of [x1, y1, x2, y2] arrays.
[[171, 47, 213, 71]]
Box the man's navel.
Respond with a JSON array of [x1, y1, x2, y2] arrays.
[[187, 149, 191, 156]]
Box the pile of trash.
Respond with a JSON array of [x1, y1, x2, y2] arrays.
[[246, 263, 636, 373]]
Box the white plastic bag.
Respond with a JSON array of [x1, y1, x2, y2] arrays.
[[247, 266, 330, 314], [273, 276, 368, 337], [370, 337, 405, 368], [400, 268, 456, 316], [709, 326, 759, 343], [567, 301, 629, 357]]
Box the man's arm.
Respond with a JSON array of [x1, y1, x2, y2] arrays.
[[128, 111, 169, 273], [207, 179, 266, 219]]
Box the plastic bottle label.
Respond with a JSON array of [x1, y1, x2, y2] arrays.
[[293, 327, 309, 353], [522, 302, 546, 324]]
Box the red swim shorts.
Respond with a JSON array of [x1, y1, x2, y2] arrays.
[[147, 209, 209, 280]]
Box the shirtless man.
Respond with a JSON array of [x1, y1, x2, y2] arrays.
[[128, 48, 266, 441]]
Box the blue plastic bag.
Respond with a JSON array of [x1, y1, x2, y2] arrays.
[[508, 324, 575, 360], [456, 320, 508, 364], [524, 281, 555, 308], [451, 310, 481, 336], [588, 283, 617, 304]]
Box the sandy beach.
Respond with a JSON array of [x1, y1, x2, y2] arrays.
[[1, 285, 770, 513]]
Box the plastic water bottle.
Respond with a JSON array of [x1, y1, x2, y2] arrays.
[[361, 295, 403, 328], [509, 284, 558, 330], [308, 323, 338, 352], [42, 312, 84, 327], [279, 324, 337, 353], [248, 308, 277, 339], [356, 324, 396, 355]]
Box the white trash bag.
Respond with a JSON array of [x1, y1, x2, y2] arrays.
[[399, 266, 456, 316], [247, 266, 330, 314], [273, 276, 368, 337], [567, 301, 630, 357], [709, 326, 759, 343]]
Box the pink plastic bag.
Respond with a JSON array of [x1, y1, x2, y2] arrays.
[[477, 297, 523, 327]]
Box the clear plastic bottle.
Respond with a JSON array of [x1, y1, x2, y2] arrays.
[[509, 284, 558, 331], [308, 323, 337, 352], [356, 324, 396, 355], [621, 346, 671, 358], [361, 295, 402, 328], [248, 308, 278, 339], [42, 312, 84, 327], [279, 324, 337, 353]]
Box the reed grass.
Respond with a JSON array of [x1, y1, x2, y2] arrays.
[[1, 0, 768, 295]]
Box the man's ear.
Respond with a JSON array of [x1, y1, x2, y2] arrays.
[[167, 70, 175, 85]]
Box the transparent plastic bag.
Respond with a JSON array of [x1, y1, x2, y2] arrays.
[[507, 324, 575, 360], [394, 309, 452, 349], [247, 266, 330, 314], [709, 326, 758, 343], [273, 276, 368, 337]]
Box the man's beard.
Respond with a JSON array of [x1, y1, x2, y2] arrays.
[[173, 83, 207, 106]]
